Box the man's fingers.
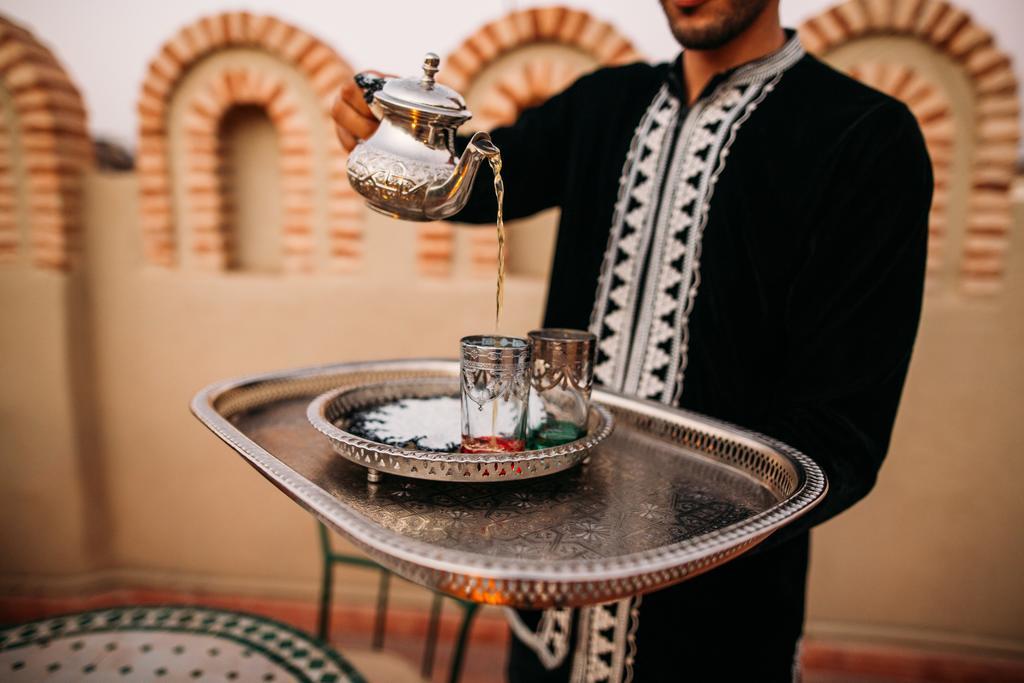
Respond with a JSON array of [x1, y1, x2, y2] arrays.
[[335, 124, 357, 152], [335, 102, 378, 141], [341, 80, 375, 119]]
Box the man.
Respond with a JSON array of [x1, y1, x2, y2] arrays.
[[333, 0, 932, 680]]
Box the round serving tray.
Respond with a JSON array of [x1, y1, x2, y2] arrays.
[[306, 377, 615, 483]]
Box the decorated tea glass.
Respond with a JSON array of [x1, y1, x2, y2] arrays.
[[527, 328, 596, 447], [460, 335, 531, 453]]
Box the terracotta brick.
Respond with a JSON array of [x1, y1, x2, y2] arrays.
[[577, 19, 613, 55], [266, 93, 300, 123], [445, 45, 483, 81], [920, 117, 954, 146], [190, 209, 223, 234], [978, 116, 1019, 143], [511, 10, 537, 44], [797, 25, 828, 55], [960, 276, 1002, 295], [969, 190, 1010, 213], [913, 0, 948, 38], [261, 19, 293, 53], [183, 110, 216, 136], [540, 58, 574, 91], [328, 224, 362, 240], [182, 23, 212, 58], [974, 140, 1015, 165], [137, 92, 165, 120], [496, 67, 532, 107], [947, 24, 991, 60], [976, 94, 1020, 119], [5, 62, 60, 91], [140, 212, 172, 235], [466, 31, 499, 63], [488, 16, 519, 51], [594, 34, 632, 65], [524, 60, 553, 99], [278, 154, 309, 176], [225, 12, 248, 44], [558, 9, 587, 43], [815, 12, 848, 47], [299, 43, 337, 76], [927, 6, 968, 46], [252, 74, 284, 105], [971, 164, 1012, 189], [478, 92, 517, 128], [245, 14, 272, 43], [835, 1, 869, 35], [164, 33, 195, 66], [966, 211, 1011, 235], [419, 244, 454, 263], [963, 46, 1008, 79], [862, 0, 892, 29], [279, 130, 312, 154], [892, 0, 925, 31], [311, 61, 348, 98], [910, 89, 949, 122], [281, 31, 315, 63], [149, 52, 181, 84], [136, 151, 167, 175], [976, 66, 1017, 95], [15, 88, 84, 115], [199, 15, 227, 48], [533, 6, 567, 39]]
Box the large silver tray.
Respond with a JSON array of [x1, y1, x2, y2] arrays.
[[192, 359, 827, 608], [307, 377, 614, 483]]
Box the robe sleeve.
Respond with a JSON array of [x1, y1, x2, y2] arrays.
[[752, 100, 933, 546], [447, 74, 584, 224]]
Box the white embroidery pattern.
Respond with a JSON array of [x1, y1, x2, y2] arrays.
[[592, 36, 805, 405], [575, 35, 805, 683], [590, 86, 680, 392], [504, 607, 573, 671], [497, 36, 809, 683]]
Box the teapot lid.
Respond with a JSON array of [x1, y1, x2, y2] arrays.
[[376, 53, 472, 123]]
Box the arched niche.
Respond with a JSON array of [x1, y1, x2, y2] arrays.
[[0, 15, 90, 271], [433, 7, 643, 280], [136, 13, 363, 273], [799, 0, 1020, 295]]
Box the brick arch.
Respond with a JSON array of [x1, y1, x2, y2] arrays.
[[136, 13, 362, 271], [429, 7, 643, 277], [182, 67, 314, 271], [798, 0, 1020, 294], [0, 15, 90, 271]]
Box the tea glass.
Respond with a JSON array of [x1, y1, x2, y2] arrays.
[[460, 335, 531, 453], [527, 328, 596, 447]]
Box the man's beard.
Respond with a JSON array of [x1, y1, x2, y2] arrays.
[[666, 0, 773, 50]]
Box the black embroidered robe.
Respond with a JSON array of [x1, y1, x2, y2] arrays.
[[453, 32, 932, 682]]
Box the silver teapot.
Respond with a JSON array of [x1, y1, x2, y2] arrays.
[[346, 53, 499, 221]]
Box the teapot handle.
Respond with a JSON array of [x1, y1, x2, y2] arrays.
[[354, 72, 387, 120]]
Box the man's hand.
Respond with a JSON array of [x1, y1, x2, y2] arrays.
[[331, 74, 390, 152]]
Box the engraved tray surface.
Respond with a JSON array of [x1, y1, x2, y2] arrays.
[[192, 359, 827, 608], [307, 378, 615, 482]]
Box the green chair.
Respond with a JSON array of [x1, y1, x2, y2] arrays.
[[316, 523, 480, 683]]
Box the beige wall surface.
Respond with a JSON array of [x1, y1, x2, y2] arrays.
[[807, 198, 1024, 652]]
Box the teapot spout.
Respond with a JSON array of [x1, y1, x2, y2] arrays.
[[424, 131, 499, 220]]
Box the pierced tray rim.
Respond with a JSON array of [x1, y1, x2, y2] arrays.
[[191, 358, 828, 601], [306, 377, 615, 478]]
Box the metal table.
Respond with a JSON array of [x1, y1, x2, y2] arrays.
[[191, 359, 826, 609]]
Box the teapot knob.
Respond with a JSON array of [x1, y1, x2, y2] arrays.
[[421, 52, 440, 88]]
